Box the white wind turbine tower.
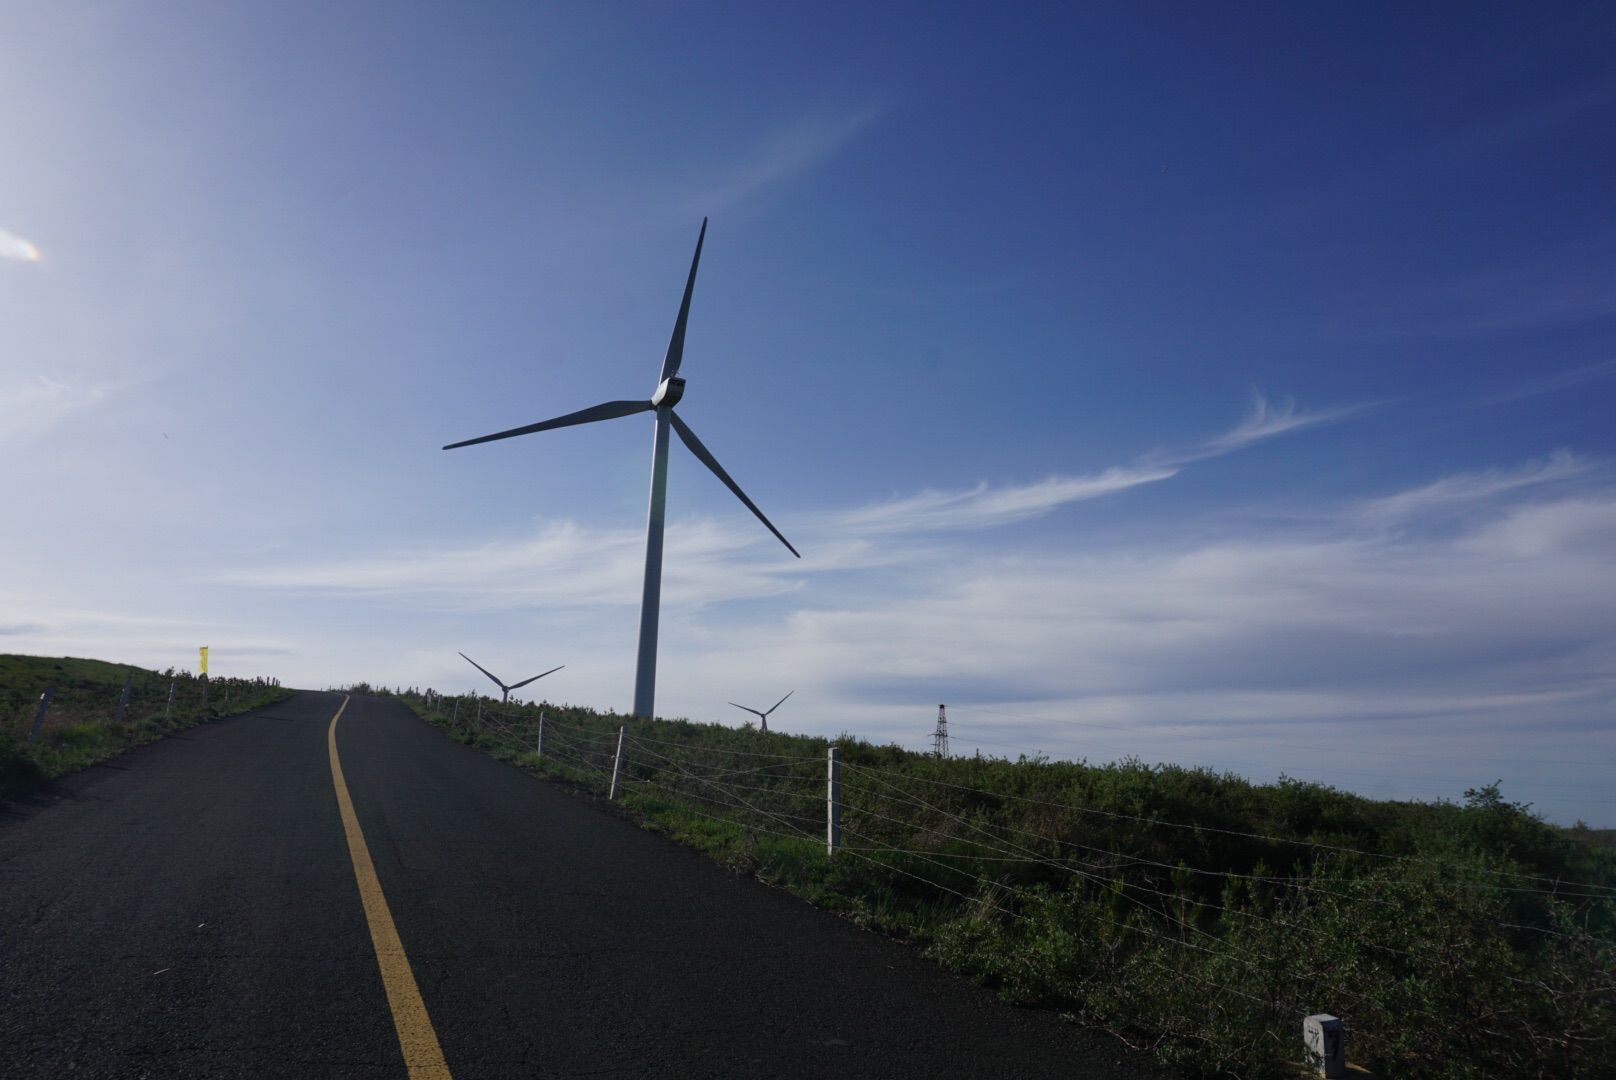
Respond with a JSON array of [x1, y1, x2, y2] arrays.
[[728, 690, 794, 733], [458, 652, 564, 704], [443, 220, 799, 719]]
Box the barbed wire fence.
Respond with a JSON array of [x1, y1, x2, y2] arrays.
[[1, 668, 287, 748], [414, 691, 1615, 1078]]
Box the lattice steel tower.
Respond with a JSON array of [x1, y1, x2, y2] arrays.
[[932, 703, 949, 758]]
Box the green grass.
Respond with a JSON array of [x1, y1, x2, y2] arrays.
[[385, 688, 1614, 1079], [0, 653, 293, 799]]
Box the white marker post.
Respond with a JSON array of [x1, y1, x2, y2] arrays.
[[826, 747, 841, 856], [115, 676, 132, 725], [1303, 1014, 1346, 1078], [609, 725, 626, 799], [165, 680, 175, 720], [28, 686, 54, 743], [536, 710, 545, 757]]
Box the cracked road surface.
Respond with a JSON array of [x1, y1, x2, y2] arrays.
[[0, 691, 1172, 1078]]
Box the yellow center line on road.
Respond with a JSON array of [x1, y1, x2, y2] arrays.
[[327, 695, 453, 1079]]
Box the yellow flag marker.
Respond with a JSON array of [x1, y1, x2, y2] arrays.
[[198, 646, 209, 675]]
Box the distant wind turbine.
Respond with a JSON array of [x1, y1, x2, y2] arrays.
[[459, 652, 564, 704], [729, 690, 794, 733], [444, 219, 800, 719]]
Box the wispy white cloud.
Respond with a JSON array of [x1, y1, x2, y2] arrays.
[[726, 496, 1616, 705], [844, 390, 1364, 536], [692, 105, 884, 213], [1412, 80, 1616, 168], [1475, 359, 1616, 408], [1458, 494, 1616, 560], [42, 445, 1616, 821], [0, 605, 295, 671], [839, 466, 1180, 535], [1254, 81, 1616, 248], [229, 391, 1359, 597], [670, 474, 1616, 815], [1359, 450, 1590, 522], [1190, 389, 1364, 457], [0, 375, 117, 444], [220, 519, 800, 611], [0, 226, 41, 262], [1423, 249, 1616, 334]]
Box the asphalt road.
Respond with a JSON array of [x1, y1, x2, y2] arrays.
[[0, 691, 1172, 1079]]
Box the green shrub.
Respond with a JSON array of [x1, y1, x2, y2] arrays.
[[1, 654, 293, 799], [403, 690, 1615, 1078]]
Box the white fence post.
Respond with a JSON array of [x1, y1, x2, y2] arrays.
[[115, 675, 132, 725], [536, 710, 545, 757], [28, 686, 54, 743], [451, 698, 460, 725], [609, 725, 626, 799], [165, 679, 175, 719], [826, 747, 841, 855]]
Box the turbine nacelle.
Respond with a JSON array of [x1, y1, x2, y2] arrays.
[[651, 376, 686, 408]]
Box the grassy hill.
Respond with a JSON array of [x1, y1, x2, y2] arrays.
[[386, 687, 1614, 1080], [0, 653, 291, 798]]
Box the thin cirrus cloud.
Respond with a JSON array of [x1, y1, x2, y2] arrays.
[[1409, 235, 1616, 335], [1357, 449, 1591, 523], [837, 466, 1181, 535], [221, 518, 801, 612], [227, 390, 1358, 605], [645, 455, 1616, 828], [4, 605, 295, 667], [1187, 389, 1366, 457], [848, 390, 1362, 535], [1473, 358, 1616, 407], [1411, 79, 1616, 170], [680, 473, 1616, 747], [0, 226, 42, 262], [1257, 82, 1616, 241], [0, 375, 118, 445], [689, 105, 885, 214]]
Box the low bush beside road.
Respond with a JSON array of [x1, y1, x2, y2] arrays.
[[391, 687, 1615, 1080], [0, 653, 292, 799]]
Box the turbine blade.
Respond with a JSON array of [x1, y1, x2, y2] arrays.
[[765, 690, 794, 715], [444, 400, 653, 450], [659, 218, 707, 383], [670, 412, 800, 558], [728, 702, 765, 718], [508, 665, 565, 690], [458, 652, 506, 692]]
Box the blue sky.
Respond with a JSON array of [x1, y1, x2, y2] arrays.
[[3, 2, 1614, 824]]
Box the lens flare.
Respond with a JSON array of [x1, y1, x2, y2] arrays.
[[1, 227, 42, 262]]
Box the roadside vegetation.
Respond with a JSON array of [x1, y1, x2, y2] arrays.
[[384, 688, 1613, 1079], [0, 654, 292, 799]]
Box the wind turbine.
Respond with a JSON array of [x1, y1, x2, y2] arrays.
[[728, 690, 794, 733], [458, 652, 564, 704], [443, 219, 800, 719]]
